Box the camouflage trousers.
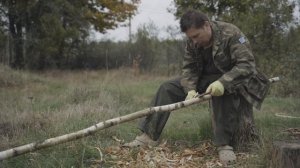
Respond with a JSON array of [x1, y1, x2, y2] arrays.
[[139, 77, 258, 147]]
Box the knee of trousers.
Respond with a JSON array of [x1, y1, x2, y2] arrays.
[[159, 80, 170, 89], [159, 81, 177, 94], [155, 79, 185, 102]]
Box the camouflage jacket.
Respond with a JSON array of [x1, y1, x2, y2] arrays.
[[180, 21, 270, 109]]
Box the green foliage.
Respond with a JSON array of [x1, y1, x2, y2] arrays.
[[74, 22, 185, 75], [131, 23, 159, 71], [82, 40, 131, 69], [85, 0, 139, 33], [0, 0, 139, 69]]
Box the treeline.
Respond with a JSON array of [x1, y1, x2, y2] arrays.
[[75, 25, 185, 75], [0, 0, 299, 96], [0, 0, 139, 69], [0, 22, 185, 73], [0, 0, 183, 73]]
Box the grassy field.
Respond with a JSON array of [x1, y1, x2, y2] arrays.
[[0, 65, 299, 168]]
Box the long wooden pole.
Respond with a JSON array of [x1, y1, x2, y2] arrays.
[[0, 95, 212, 161]]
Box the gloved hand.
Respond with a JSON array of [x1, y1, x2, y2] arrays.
[[185, 90, 198, 100], [206, 80, 224, 96]]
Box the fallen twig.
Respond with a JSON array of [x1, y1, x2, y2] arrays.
[[275, 113, 300, 119]]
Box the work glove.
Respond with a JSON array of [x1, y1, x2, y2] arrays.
[[206, 80, 224, 96], [185, 90, 198, 100]]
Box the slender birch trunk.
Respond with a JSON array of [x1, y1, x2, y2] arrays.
[[0, 95, 212, 161]]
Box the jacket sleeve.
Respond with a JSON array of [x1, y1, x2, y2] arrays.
[[218, 33, 257, 93], [180, 41, 201, 93]]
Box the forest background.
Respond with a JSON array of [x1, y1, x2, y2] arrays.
[[0, 0, 299, 97], [0, 0, 299, 167]]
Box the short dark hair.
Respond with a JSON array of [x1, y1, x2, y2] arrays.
[[180, 10, 209, 32]]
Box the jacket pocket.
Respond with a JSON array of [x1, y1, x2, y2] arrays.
[[214, 53, 231, 71], [246, 72, 270, 100]]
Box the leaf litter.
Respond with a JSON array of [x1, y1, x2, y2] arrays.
[[88, 137, 258, 168]]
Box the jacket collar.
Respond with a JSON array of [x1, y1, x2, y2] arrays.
[[210, 21, 222, 56]]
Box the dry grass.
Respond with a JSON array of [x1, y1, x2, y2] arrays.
[[0, 66, 166, 150], [0, 65, 299, 168]]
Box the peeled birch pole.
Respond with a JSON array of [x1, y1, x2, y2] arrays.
[[0, 95, 212, 161]]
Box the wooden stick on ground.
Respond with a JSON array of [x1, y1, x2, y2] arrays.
[[0, 95, 212, 161], [275, 113, 300, 119]]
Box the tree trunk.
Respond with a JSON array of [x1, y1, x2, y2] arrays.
[[271, 141, 300, 168], [8, 1, 24, 69], [14, 20, 24, 69]]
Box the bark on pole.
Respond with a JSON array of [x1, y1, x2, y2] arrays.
[[0, 95, 212, 161]]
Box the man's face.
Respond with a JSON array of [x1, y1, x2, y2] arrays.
[[185, 21, 212, 48]]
